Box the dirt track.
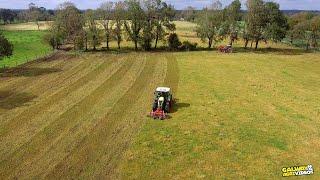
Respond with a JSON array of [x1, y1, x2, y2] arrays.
[[0, 52, 179, 178]]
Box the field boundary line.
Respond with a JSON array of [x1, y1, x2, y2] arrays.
[[164, 54, 179, 95]]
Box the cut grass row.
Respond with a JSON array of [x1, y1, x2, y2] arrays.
[[29, 56, 147, 178], [0, 56, 137, 178], [0, 49, 319, 178], [0, 54, 128, 166], [0, 53, 111, 129], [0, 52, 179, 179], [47, 54, 160, 179], [0, 53, 79, 116]]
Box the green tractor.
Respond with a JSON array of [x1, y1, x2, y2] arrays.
[[150, 87, 174, 119]]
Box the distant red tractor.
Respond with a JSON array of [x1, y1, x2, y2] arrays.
[[150, 87, 174, 120], [218, 45, 233, 53]]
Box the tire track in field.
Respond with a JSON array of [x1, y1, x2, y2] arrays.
[[0, 56, 115, 159], [0, 54, 87, 117], [0, 55, 92, 119], [21, 57, 146, 178], [0, 56, 114, 137], [96, 56, 168, 179], [102, 54, 178, 179], [0, 57, 63, 88], [110, 54, 178, 179], [0, 52, 74, 90], [0, 53, 88, 97], [0, 57, 119, 163], [164, 54, 179, 94], [0, 58, 66, 96], [46, 54, 159, 179], [0, 56, 136, 178]]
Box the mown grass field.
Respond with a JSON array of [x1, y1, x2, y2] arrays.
[[0, 21, 319, 179], [0, 30, 52, 68]]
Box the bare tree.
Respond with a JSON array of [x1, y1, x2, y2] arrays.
[[85, 9, 100, 51], [97, 2, 114, 50], [222, 0, 242, 46], [113, 1, 126, 49], [246, 0, 268, 49], [124, 0, 145, 50], [51, 2, 85, 49], [195, 1, 224, 49], [154, 0, 176, 49], [27, 3, 42, 30]]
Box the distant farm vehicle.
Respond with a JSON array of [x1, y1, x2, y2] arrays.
[[218, 45, 233, 53], [150, 87, 174, 120]]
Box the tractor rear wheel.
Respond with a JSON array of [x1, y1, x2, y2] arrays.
[[165, 103, 170, 113]]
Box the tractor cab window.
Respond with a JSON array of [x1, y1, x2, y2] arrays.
[[155, 91, 166, 98]]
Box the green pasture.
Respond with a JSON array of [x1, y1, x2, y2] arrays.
[[0, 31, 52, 68]]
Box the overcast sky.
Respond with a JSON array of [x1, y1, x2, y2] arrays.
[[0, 0, 320, 10]]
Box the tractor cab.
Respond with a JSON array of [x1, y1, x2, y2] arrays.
[[154, 87, 171, 101], [150, 87, 174, 119]]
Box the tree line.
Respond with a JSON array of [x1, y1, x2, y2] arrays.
[[1, 0, 320, 55], [45, 0, 176, 51], [195, 0, 320, 50], [195, 0, 288, 49], [0, 3, 54, 26], [288, 12, 320, 50], [44, 0, 319, 51]]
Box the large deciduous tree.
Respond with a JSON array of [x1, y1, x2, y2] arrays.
[[244, 0, 288, 49], [221, 0, 241, 46], [289, 13, 320, 50], [113, 1, 126, 49], [124, 0, 145, 50], [28, 3, 42, 30], [245, 0, 268, 49], [85, 9, 101, 51], [153, 0, 176, 49], [195, 1, 223, 49], [97, 2, 114, 50], [264, 2, 288, 43], [139, 0, 156, 51], [49, 2, 84, 50]]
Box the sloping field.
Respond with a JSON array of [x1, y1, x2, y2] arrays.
[[0, 50, 319, 179], [0, 51, 178, 178]]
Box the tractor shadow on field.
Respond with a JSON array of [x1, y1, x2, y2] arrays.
[[0, 90, 37, 109], [171, 100, 190, 114], [0, 67, 61, 78]]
